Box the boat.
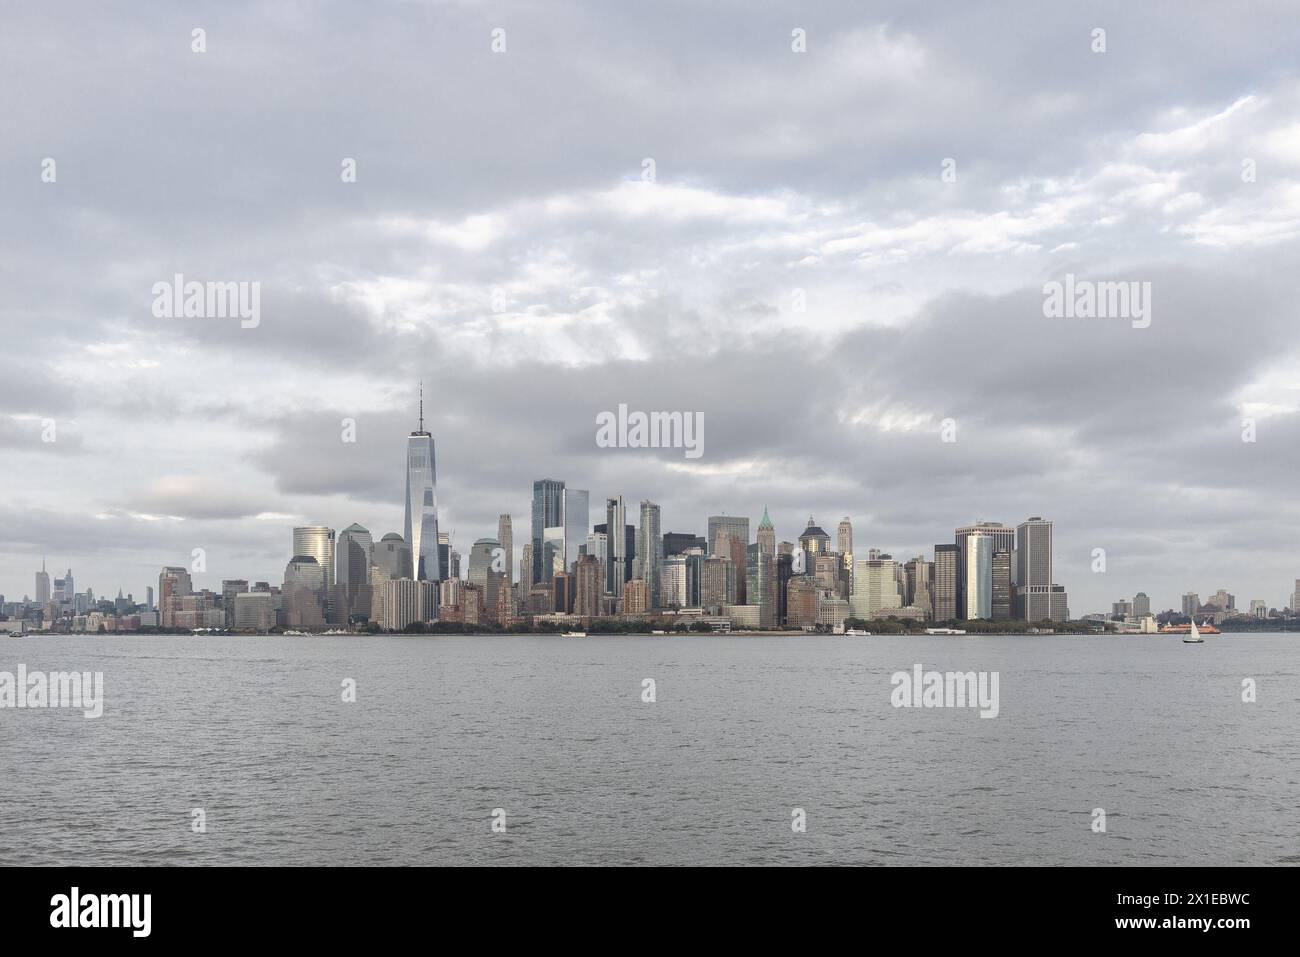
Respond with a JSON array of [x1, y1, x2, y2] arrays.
[[845, 628, 872, 636], [1160, 621, 1221, 635], [1182, 618, 1204, 644], [562, 631, 587, 638]]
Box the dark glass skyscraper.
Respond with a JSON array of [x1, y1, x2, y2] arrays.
[[531, 478, 565, 584]]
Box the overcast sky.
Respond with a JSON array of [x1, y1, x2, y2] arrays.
[[3, 1, 1299, 614]]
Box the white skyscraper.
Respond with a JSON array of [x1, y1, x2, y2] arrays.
[[404, 386, 441, 582]]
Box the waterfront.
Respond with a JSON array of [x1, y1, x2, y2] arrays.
[[2, 634, 1296, 866]]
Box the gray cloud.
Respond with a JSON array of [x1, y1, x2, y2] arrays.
[[3, 1, 1299, 614]]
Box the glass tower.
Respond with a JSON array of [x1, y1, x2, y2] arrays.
[[404, 387, 441, 582]]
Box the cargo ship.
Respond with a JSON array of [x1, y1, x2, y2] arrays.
[[1159, 621, 1221, 635]]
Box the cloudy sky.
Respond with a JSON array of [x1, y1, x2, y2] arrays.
[[3, 1, 1299, 614]]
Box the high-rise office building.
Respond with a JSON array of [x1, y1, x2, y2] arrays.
[[1290, 581, 1300, 613], [497, 515, 513, 584], [337, 523, 374, 622], [797, 517, 831, 571], [933, 544, 958, 621], [851, 557, 902, 620], [35, 560, 50, 605], [562, 489, 589, 578], [661, 554, 688, 608], [1132, 592, 1151, 617], [1016, 517, 1058, 621], [282, 555, 326, 629], [158, 566, 193, 629], [745, 542, 777, 627], [468, 538, 504, 620], [337, 524, 373, 586], [1181, 592, 1200, 617], [837, 517, 853, 557], [404, 389, 441, 582], [700, 556, 732, 613], [708, 516, 750, 558], [956, 522, 1013, 615], [574, 554, 603, 618], [961, 535, 993, 620], [293, 525, 336, 589], [531, 479, 565, 584], [603, 497, 630, 598], [637, 501, 662, 610], [372, 533, 412, 580], [664, 532, 707, 556], [992, 551, 1012, 620], [757, 508, 776, 560], [221, 579, 248, 628]]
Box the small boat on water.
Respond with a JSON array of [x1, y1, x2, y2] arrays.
[[845, 628, 872, 636], [1183, 618, 1204, 644], [562, 631, 587, 638]]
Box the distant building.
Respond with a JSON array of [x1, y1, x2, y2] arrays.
[[933, 545, 958, 621], [293, 526, 336, 589], [158, 566, 193, 629], [1181, 592, 1200, 617], [851, 558, 902, 620], [961, 533, 993, 620], [637, 501, 662, 610], [757, 508, 776, 560], [497, 515, 513, 585], [664, 531, 706, 557], [992, 551, 1012, 620], [1132, 592, 1151, 618], [372, 533, 412, 580], [404, 391, 441, 582], [623, 579, 650, 617], [234, 592, 276, 631], [35, 561, 50, 605], [221, 579, 248, 628]]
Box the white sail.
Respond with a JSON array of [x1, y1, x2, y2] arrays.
[[1184, 618, 1203, 643]]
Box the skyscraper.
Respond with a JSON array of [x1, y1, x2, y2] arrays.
[[933, 545, 958, 621], [837, 517, 853, 557], [1016, 517, 1065, 621], [962, 534, 993, 620], [35, 560, 50, 605], [531, 479, 565, 584], [757, 508, 776, 559], [797, 517, 831, 571], [404, 387, 441, 582], [605, 496, 628, 598], [468, 538, 504, 620], [158, 566, 192, 629], [497, 515, 513, 585], [992, 551, 1012, 620], [563, 489, 589, 578], [708, 515, 750, 559], [337, 524, 373, 587], [956, 522, 1013, 616], [293, 526, 336, 588], [337, 523, 374, 622], [637, 501, 662, 610]]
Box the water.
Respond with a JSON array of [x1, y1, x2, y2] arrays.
[[2, 633, 1297, 866]]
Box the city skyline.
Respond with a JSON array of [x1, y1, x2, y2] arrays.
[[4, 3, 1300, 615]]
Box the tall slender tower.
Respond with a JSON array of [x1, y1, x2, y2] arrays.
[[757, 507, 776, 559], [497, 515, 513, 585], [35, 559, 51, 605], [404, 384, 441, 582]]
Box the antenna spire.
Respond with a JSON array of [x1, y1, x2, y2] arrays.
[[418, 380, 424, 432]]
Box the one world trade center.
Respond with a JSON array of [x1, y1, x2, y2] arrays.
[[404, 386, 441, 581]]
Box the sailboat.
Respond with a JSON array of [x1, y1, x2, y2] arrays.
[[1182, 618, 1204, 644]]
